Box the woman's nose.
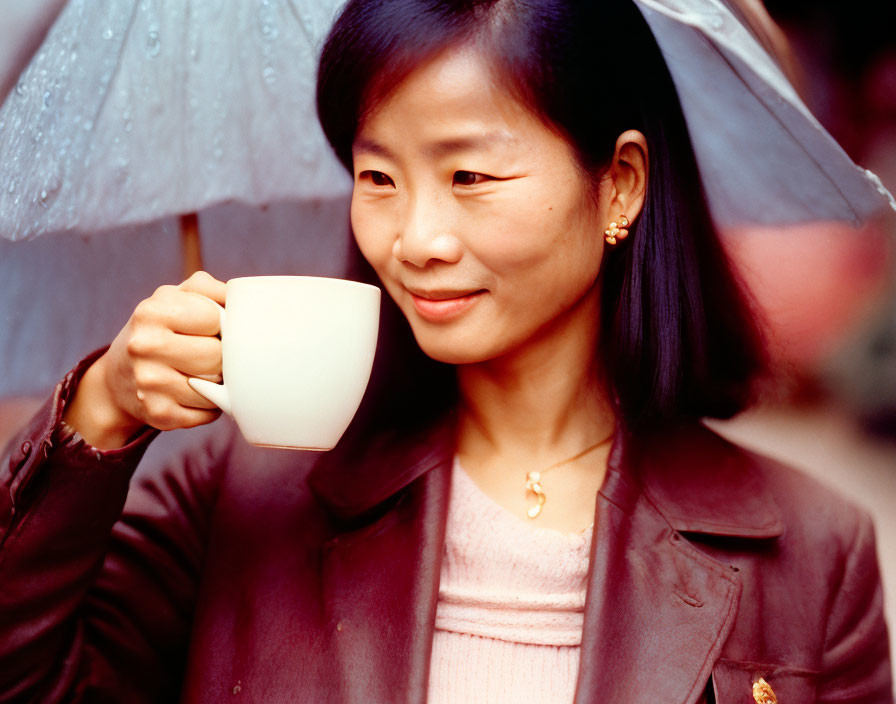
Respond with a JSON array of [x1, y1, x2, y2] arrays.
[[393, 194, 463, 268]]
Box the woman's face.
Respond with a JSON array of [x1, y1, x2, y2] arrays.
[[350, 46, 608, 365]]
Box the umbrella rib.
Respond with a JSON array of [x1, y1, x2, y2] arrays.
[[285, 0, 316, 47], [85, 2, 142, 146]]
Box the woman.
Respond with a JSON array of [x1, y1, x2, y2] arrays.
[[0, 0, 890, 702]]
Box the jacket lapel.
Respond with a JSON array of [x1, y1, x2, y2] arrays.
[[309, 418, 783, 704], [309, 418, 455, 704], [574, 424, 783, 704]]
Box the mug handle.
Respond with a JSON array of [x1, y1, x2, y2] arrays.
[[186, 301, 233, 415]]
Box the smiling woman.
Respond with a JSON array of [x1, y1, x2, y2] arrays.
[[351, 46, 617, 368], [0, 0, 891, 702], [318, 0, 766, 442]]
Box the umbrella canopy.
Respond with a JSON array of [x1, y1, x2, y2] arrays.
[[1, 0, 894, 243], [636, 0, 896, 226], [0, 0, 351, 242]]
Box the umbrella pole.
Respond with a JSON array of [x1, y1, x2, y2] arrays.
[[179, 212, 204, 279]]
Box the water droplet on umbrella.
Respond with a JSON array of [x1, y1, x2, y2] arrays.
[[42, 91, 52, 108], [214, 146, 224, 159], [39, 190, 49, 205], [298, 10, 313, 36], [15, 80, 27, 97], [83, 120, 94, 131], [147, 30, 161, 57], [103, 28, 114, 40], [125, 120, 133, 133], [263, 66, 276, 84], [33, 131, 43, 143], [7, 182, 15, 194], [70, 50, 78, 62]]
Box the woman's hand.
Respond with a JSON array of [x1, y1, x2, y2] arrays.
[[63, 271, 227, 450]]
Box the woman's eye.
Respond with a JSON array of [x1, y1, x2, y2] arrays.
[[453, 171, 490, 186], [362, 170, 395, 187]]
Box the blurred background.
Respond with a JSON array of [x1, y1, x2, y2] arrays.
[[708, 0, 896, 674], [1, 0, 895, 680]]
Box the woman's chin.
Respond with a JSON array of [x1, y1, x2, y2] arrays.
[[411, 331, 499, 366]]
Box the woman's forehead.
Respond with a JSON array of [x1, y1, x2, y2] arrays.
[[355, 47, 540, 151]]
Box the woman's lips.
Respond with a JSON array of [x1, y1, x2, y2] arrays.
[[408, 289, 485, 322]]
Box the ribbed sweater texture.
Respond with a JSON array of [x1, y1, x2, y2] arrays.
[[426, 459, 593, 703]]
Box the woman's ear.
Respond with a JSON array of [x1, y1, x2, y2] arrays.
[[605, 129, 649, 225]]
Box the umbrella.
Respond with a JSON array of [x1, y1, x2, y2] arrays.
[[0, 0, 351, 246], [1, 0, 894, 402], [1, 0, 893, 248]]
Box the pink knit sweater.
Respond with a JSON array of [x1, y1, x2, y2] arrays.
[[427, 459, 593, 703]]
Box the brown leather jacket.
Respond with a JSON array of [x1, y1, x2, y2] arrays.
[[0, 351, 891, 703]]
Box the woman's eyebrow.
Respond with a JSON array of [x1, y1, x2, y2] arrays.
[[353, 137, 395, 159], [353, 132, 518, 160], [425, 132, 518, 158]]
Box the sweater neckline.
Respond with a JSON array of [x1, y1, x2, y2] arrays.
[[452, 457, 595, 541]]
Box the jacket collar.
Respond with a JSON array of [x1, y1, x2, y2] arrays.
[[309, 414, 784, 539], [621, 421, 785, 539], [306, 411, 456, 522]]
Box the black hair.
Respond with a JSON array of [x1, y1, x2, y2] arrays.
[[316, 0, 767, 433]]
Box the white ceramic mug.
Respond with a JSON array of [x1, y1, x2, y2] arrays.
[[188, 276, 380, 450]]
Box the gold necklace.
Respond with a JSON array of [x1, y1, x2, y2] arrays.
[[525, 431, 614, 519]]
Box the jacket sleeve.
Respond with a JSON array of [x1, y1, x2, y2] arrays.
[[0, 350, 235, 703], [817, 507, 893, 703]]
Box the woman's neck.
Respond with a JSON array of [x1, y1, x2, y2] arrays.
[[456, 314, 615, 467]]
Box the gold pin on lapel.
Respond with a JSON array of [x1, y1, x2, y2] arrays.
[[752, 677, 777, 704]]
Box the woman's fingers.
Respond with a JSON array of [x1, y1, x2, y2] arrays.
[[178, 270, 227, 305], [135, 285, 222, 336], [126, 361, 222, 429], [128, 328, 222, 378], [85, 271, 230, 436]]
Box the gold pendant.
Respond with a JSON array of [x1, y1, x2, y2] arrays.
[[752, 678, 777, 704], [526, 471, 546, 518]]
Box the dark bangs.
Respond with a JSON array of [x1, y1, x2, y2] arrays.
[[316, 0, 767, 432]]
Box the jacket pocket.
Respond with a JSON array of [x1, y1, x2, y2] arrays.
[[711, 658, 819, 703]]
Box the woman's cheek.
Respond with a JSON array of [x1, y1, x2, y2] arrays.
[[351, 204, 388, 267]]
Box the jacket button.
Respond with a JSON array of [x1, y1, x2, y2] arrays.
[[752, 677, 777, 703]]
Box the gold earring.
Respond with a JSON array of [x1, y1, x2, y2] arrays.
[[604, 214, 630, 245]]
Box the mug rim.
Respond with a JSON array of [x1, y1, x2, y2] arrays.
[[226, 275, 380, 295]]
